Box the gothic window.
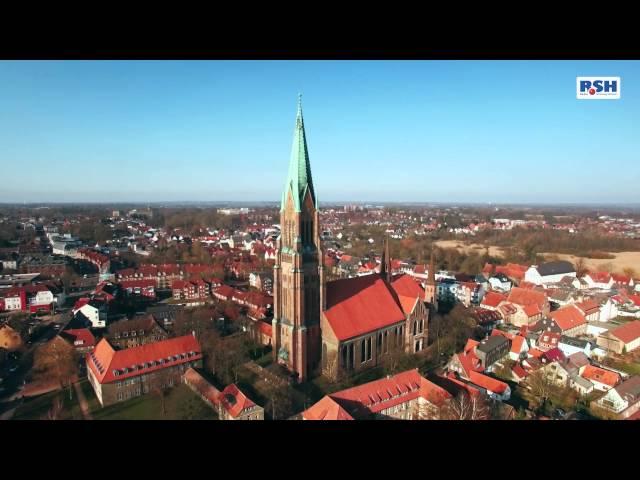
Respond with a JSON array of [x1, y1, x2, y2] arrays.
[[420, 319, 424, 333], [367, 337, 372, 361], [349, 343, 355, 369], [361, 339, 366, 363], [413, 321, 417, 336], [378, 332, 382, 349], [384, 331, 389, 353]]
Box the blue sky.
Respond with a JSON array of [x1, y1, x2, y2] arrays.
[[1, 60, 638, 204]]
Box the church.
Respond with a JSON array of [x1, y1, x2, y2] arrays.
[[271, 97, 437, 382]]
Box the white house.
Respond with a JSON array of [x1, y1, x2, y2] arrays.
[[73, 302, 107, 328], [558, 336, 593, 358], [583, 272, 615, 290], [599, 298, 619, 322], [524, 261, 576, 286], [592, 376, 640, 418], [489, 274, 512, 292]]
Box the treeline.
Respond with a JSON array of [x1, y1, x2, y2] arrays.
[[472, 227, 640, 255]]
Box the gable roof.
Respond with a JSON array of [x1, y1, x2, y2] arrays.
[[550, 305, 586, 332], [582, 365, 620, 387], [508, 287, 547, 309], [614, 375, 640, 403], [482, 291, 507, 308], [59, 328, 96, 348], [535, 261, 575, 277], [389, 274, 424, 315], [219, 384, 257, 418], [303, 395, 354, 420], [468, 371, 509, 394], [87, 335, 202, 384], [325, 274, 406, 341], [608, 321, 640, 345], [309, 369, 451, 419]]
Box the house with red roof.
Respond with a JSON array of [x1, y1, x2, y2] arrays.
[[611, 273, 635, 289], [212, 284, 234, 302], [504, 287, 550, 327], [182, 368, 264, 420], [583, 271, 615, 290], [549, 305, 587, 336], [59, 328, 96, 353], [86, 334, 202, 406], [574, 299, 602, 322], [581, 365, 621, 392], [597, 320, 640, 354], [467, 370, 511, 401], [481, 291, 507, 311], [592, 375, 640, 419], [303, 369, 452, 420]]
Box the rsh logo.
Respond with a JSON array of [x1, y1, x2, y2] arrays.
[[577, 77, 621, 99]]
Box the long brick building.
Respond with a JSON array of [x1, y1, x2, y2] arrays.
[[87, 334, 202, 406]]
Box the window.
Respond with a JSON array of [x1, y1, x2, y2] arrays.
[[367, 337, 372, 361], [378, 332, 382, 349], [361, 339, 366, 363]]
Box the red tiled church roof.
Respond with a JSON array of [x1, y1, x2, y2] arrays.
[[324, 274, 407, 341]]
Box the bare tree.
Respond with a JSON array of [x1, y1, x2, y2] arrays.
[[43, 396, 65, 420], [265, 384, 295, 420], [149, 368, 174, 417], [441, 391, 490, 420], [574, 257, 589, 278], [526, 369, 554, 413], [323, 350, 341, 383], [33, 337, 79, 400]]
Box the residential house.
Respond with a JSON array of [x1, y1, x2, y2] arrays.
[[597, 320, 640, 354], [583, 271, 615, 290], [558, 335, 594, 358], [550, 304, 587, 337], [73, 298, 108, 329], [475, 335, 511, 371], [59, 328, 96, 354], [488, 273, 512, 292], [581, 365, 621, 392], [481, 291, 508, 312], [525, 261, 576, 286], [574, 299, 601, 322], [107, 314, 169, 349], [537, 331, 561, 351], [592, 375, 640, 419], [466, 370, 511, 401]]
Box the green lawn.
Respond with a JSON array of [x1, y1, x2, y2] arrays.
[[89, 384, 218, 420], [602, 358, 640, 376]]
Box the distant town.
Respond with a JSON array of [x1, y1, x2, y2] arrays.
[[1, 100, 640, 421]]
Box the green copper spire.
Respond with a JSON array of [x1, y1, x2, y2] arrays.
[[281, 94, 317, 212]]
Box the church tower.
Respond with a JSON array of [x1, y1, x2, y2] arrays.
[[424, 250, 438, 312], [272, 95, 322, 382]]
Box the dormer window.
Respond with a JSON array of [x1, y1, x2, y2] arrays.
[[113, 370, 120, 376]]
